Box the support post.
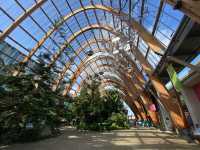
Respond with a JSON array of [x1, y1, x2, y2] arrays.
[[150, 75, 188, 129]]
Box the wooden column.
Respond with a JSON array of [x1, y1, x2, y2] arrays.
[[123, 95, 143, 120], [101, 79, 145, 121], [150, 76, 188, 128], [120, 74, 147, 120], [133, 99, 147, 120], [123, 45, 188, 129], [139, 94, 159, 125], [124, 73, 159, 125]]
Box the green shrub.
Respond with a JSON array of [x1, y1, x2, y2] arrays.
[[72, 78, 129, 131], [77, 122, 87, 130], [0, 57, 72, 144], [106, 113, 129, 130]]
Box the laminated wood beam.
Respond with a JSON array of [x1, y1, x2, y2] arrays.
[[119, 69, 159, 123], [65, 51, 144, 95], [62, 54, 113, 96], [121, 43, 188, 129], [44, 22, 185, 128], [57, 23, 155, 93], [0, 0, 47, 41], [90, 77, 144, 120], [150, 76, 188, 128], [166, 0, 200, 24], [76, 62, 154, 122], [101, 79, 147, 120], [59, 24, 155, 94], [22, 4, 164, 64], [72, 45, 188, 128], [53, 38, 110, 91]]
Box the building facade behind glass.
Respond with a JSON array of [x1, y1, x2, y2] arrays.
[[0, 41, 24, 65]]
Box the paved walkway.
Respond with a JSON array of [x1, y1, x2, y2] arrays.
[[1, 127, 199, 150]]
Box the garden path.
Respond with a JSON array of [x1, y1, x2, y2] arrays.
[[1, 127, 199, 150]]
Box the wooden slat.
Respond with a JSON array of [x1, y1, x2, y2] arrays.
[[22, 4, 164, 63], [166, 0, 200, 24], [75, 58, 160, 124], [53, 38, 110, 91], [0, 0, 47, 41]]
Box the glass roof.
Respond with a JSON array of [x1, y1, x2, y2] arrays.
[[0, 0, 184, 96]]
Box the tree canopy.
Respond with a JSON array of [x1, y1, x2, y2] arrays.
[[73, 78, 129, 131]]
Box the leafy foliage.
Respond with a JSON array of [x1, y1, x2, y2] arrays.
[[106, 113, 129, 130], [0, 53, 129, 144], [72, 78, 129, 131], [0, 56, 71, 143]]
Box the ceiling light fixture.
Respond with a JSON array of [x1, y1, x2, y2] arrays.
[[99, 71, 104, 75], [112, 37, 120, 43], [87, 50, 94, 56], [113, 50, 119, 54]]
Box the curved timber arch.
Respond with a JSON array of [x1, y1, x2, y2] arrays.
[[89, 77, 147, 120], [76, 64, 134, 94], [53, 38, 113, 90], [101, 79, 136, 98], [1, 1, 199, 43], [53, 24, 154, 90], [64, 49, 149, 96], [60, 53, 116, 91], [102, 79, 145, 120], [62, 34, 151, 95], [48, 24, 115, 67], [54, 34, 152, 93], [22, 4, 165, 64], [65, 39, 160, 100], [76, 62, 159, 125], [76, 75, 143, 119], [63, 44, 188, 128], [53, 22, 156, 91], [0, 0, 47, 41], [76, 68, 125, 95], [76, 63, 139, 95], [62, 53, 117, 96], [75, 68, 126, 97], [53, 50, 113, 91], [76, 62, 145, 98], [66, 57, 149, 117]]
